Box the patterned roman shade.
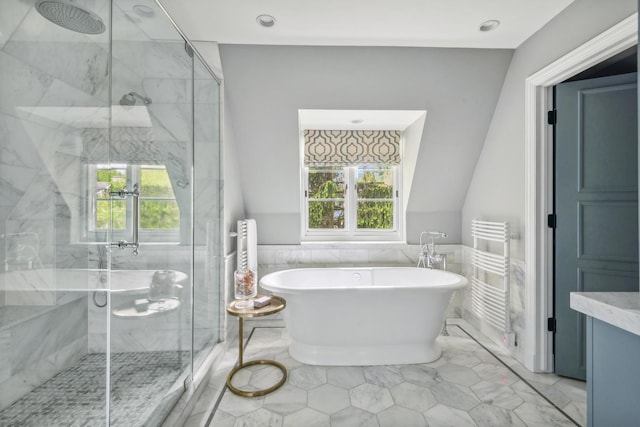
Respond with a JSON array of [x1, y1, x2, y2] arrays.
[[304, 130, 401, 166]]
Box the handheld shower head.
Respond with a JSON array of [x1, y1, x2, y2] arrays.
[[119, 92, 152, 106]]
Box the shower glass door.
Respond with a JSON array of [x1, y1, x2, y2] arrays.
[[1, 0, 221, 424], [193, 52, 223, 373], [107, 1, 194, 423], [0, 0, 112, 424]]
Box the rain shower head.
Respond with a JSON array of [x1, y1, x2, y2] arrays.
[[119, 92, 152, 106], [36, 0, 106, 34]]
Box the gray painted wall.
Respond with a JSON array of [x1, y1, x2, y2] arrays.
[[223, 103, 248, 255], [219, 45, 513, 244], [462, 0, 637, 260]]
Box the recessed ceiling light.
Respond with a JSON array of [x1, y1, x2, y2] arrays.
[[479, 20, 500, 32], [133, 5, 154, 18], [351, 119, 364, 124], [256, 14, 276, 28]]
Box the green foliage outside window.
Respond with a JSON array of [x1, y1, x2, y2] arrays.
[[356, 168, 393, 229], [96, 168, 126, 229], [356, 201, 393, 229], [308, 177, 345, 229], [94, 166, 179, 231], [140, 168, 179, 229], [307, 166, 394, 230], [140, 168, 174, 198], [140, 200, 180, 229]]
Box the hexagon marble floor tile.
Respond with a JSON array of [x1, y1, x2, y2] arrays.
[[185, 320, 585, 427]]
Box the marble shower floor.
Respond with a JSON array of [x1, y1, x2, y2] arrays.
[[188, 321, 586, 427], [0, 351, 188, 426]]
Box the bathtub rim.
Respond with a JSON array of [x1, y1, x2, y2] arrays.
[[259, 266, 468, 294]]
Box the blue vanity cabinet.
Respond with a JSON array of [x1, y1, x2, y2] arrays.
[[586, 316, 640, 426]]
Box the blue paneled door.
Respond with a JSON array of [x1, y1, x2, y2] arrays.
[[554, 72, 638, 380]]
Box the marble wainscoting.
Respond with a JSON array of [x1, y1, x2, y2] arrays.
[[459, 245, 527, 364], [223, 252, 239, 344], [0, 297, 88, 411], [257, 243, 463, 275]]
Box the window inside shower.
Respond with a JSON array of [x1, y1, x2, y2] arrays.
[[91, 164, 180, 242]]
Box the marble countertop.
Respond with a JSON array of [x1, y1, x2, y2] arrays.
[[570, 292, 640, 337]]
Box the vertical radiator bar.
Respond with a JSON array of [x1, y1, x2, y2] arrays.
[[236, 219, 257, 273], [471, 219, 511, 333]]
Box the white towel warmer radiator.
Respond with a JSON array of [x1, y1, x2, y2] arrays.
[[471, 219, 511, 333], [234, 219, 257, 272]]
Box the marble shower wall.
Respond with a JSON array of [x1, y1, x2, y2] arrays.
[[88, 246, 221, 354], [1, 0, 109, 409], [0, 0, 111, 306], [0, 297, 88, 411]]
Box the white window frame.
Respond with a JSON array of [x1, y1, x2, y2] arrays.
[[87, 164, 180, 243], [302, 164, 402, 242]]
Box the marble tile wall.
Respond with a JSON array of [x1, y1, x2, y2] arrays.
[[224, 252, 239, 344], [459, 245, 527, 364], [0, 0, 110, 309], [0, 297, 88, 411], [257, 244, 462, 275], [88, 245, 221, 354]]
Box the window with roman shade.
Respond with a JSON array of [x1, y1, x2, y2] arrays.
[[302, 130, 402, 241], [304, 130, 401, 166]]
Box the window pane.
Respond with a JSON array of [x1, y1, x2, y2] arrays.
[[97, 166, 126, 195], [357, 201, 393, 229], [308, 201, 344, 229], [95, 166, 126, 231], [96, 200, 126, 230], [308, 168, 345, 199], [140, 200, 180, 229], [356, 166, 393, 199], [140, 166, 175, 198]]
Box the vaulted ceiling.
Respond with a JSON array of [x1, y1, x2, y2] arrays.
[[160, 0, 574, 49]]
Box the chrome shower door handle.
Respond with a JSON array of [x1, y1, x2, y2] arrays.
[[131, 184, 139, 254], [109, 184, 140, 255]]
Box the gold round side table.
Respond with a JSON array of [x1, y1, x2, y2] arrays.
[[226, 295, 286, 397]]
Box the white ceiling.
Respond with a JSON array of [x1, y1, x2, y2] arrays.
[[298, 110, 427, 131], [159, 0, 574, 49]]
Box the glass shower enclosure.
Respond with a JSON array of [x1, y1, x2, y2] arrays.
[[0, 0, 222, 425]]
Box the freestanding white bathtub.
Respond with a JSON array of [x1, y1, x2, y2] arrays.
[[259, 267, 468, 366]]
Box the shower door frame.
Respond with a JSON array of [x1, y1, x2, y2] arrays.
[[103, 0, 224, 423]]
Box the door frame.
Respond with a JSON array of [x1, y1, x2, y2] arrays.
[[524, 13, 637, 373]]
